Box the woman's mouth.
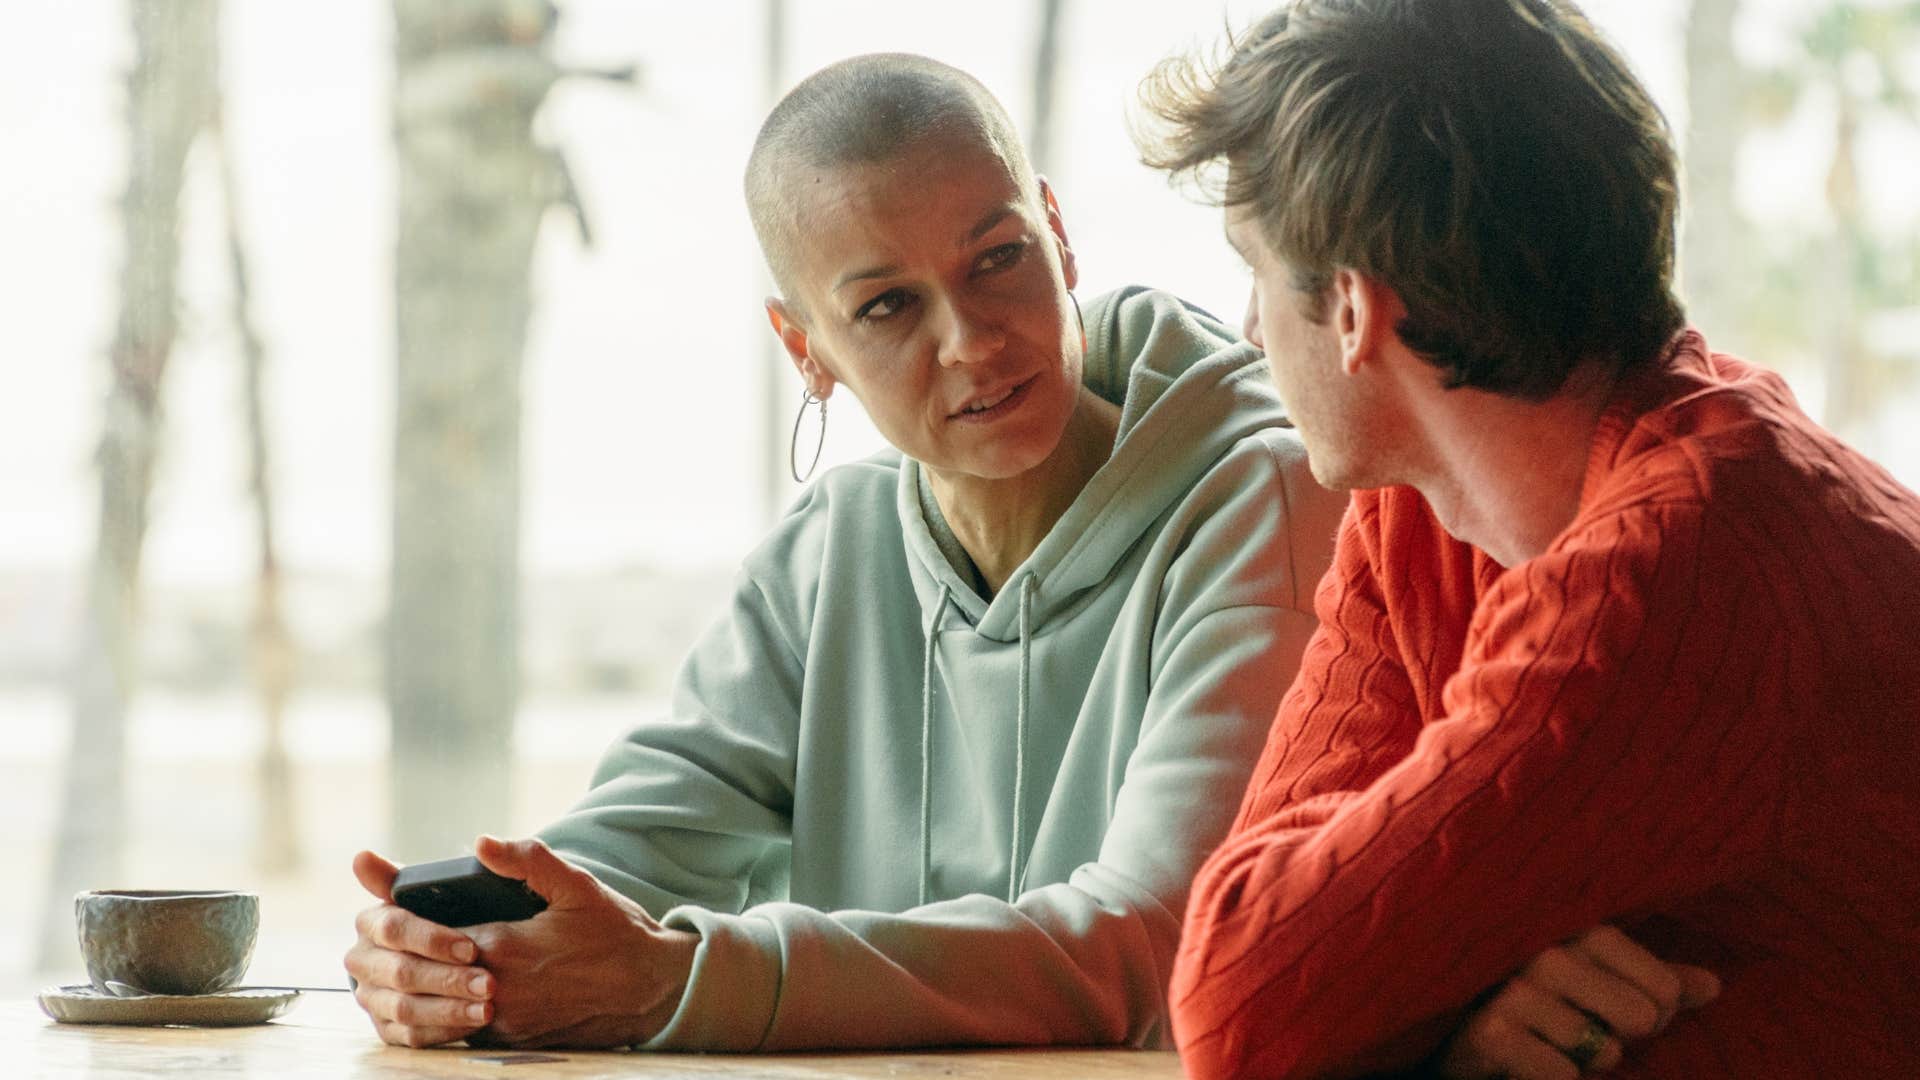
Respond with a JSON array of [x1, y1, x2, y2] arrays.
[[951, 376, 1036, 423]]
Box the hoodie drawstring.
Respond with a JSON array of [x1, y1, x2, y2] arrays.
[[1008, 576, 1034, 903], [918, 584, 950, 907], [918, 577, 1036, 908]]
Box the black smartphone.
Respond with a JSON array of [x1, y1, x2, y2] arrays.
[[390, 856, 549, 928]]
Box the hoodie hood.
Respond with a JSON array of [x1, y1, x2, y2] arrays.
[[896, 286, 1281, 903], [898, 286, 1281, 640]]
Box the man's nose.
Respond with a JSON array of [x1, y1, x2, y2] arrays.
[[1242, 291, 1264, 350], [937, 301, 1008, 367]]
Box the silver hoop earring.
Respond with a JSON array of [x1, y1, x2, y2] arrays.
[[789, 388, 827, 483], [1070, 290, 1085, 348]]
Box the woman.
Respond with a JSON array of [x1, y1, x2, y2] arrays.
[[345, 55, 1684, 1072]]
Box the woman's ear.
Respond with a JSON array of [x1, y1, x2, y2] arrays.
[[766, 298, 835, 398], [1037, 177, 1078, 291]]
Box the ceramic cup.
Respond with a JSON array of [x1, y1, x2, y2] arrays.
[[75, 890, 259, 996]]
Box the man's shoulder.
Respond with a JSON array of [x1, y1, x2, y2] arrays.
[[1593, 339, 1912, 537], [1586, 374, 1920, 571]]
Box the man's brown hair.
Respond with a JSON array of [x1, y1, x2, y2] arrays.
[[1139, 0, 1685, 398]]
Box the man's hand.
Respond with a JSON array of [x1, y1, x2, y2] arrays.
[[343, 850, 495, 1048], [1440, 925, 1721, 1079], [457, 835, 697, 1049]]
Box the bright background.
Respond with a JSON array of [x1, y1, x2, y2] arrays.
[[2, 0, 1915, 996]]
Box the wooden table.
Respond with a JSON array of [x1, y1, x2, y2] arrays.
[[12, 991, 1185, 1078]]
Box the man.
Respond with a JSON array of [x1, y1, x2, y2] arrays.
[[1140, 1, 1920, 1078]]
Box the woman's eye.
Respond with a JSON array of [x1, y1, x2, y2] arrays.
[[975, 242, 1025, 274], [856, 288, 911, 321]]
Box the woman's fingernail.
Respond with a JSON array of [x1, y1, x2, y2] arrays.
[[467, 1002, 486, 1023], [453, 941, 476, 963], [469, 974, 490, 997]]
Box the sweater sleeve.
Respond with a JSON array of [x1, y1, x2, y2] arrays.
[[1170, 497, 1794, 1080], [1230, 493, 1429, 834], [640, 441, 1333, 1052]]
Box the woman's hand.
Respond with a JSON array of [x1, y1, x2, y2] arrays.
[[458, 835, 699, 1049], [344, 836, 699, 1050], [343, 850, 495, 1048], [1439, 925, 1721, 1079]]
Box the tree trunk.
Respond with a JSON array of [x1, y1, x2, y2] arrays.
[[36, 0, 220, 971], [212, 108, 301, 875], [1029, 0, 1068, 177], [761, 0, 790, 523], [387, 0, 562, 860], [1681, 0, 1743, 342]]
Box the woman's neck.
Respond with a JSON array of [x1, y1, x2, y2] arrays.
[[925, 385, 1121, 597]]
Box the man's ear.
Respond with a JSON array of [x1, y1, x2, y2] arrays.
[[766, 298, 835, 398], [1037, 176, 1078, 292], [1330, 269, 1404, 377]]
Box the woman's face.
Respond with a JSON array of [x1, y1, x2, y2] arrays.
[[770, 133, 1081, 482]]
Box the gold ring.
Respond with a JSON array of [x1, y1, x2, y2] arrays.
[[1564, 1018, 1610, 1070]]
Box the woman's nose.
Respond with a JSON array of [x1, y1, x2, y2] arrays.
[[937, 302, 1008, 367]]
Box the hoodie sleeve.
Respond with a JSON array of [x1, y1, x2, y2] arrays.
[[638, 433, 1345, 1052], [535, 567, 801, 919]]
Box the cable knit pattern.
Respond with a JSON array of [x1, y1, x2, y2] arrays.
[[1170, 332, 1920, 1080]]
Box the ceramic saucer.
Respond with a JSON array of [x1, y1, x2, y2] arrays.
[[37, 984, 300, 1026]]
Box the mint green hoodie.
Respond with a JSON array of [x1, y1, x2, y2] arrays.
[[539, 287, 1347, 1051]]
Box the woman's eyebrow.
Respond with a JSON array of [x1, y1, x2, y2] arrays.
[[964, 206, 1018, 243], [833, 205, 1025, 293], [833, 262, 901, 294]]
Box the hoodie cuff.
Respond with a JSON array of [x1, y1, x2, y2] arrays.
[[638, 906, 783, 1051]]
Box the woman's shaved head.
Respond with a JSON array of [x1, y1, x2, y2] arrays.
[[745, 53, 1039, 308]]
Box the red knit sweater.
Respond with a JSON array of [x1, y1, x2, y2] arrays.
[[1169, 333, 1920, 1079]]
